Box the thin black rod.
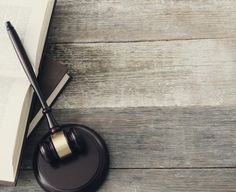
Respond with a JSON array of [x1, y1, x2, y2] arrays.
[[6, 21, 58, 130]]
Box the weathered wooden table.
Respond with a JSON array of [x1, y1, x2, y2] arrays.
[[2, 0, 236, 191]]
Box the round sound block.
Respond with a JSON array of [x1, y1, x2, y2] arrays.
[[33, 124, 109, 192]]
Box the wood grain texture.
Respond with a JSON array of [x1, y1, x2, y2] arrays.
[[2, 169, 236, 192], [21, 107, 236, 169], [5, 0, 236, 191], [44, 39, 236, 109], [48, 0, 236, 43]]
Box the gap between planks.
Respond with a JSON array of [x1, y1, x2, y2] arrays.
[[47, 37, 235, 45]]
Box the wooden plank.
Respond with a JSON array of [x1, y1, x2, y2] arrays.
[[45, 39, 236, 109], [48, 0, 236, 43], [2, 169, 236, 192], [22, 107, 236, 169]]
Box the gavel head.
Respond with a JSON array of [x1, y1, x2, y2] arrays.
[[39, 127, 84, 164]]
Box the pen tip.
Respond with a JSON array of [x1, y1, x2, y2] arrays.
[[5, 21, 13, 30]]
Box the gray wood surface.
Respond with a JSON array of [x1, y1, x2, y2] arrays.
[[48, 0, 236, 43], [3, 0, 236, 191], [2, 169, 236, 192], [45, 39, 236, 109], [22, 107, 236, 169]]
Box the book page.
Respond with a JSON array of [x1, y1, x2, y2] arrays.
[[0, 78, 14, 129], [0, 0, 52, 76], [0, 76, 29, 182], [0, 3, 30, 76]]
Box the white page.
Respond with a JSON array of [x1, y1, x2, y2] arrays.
[[0, 77, 28, 182], [0, 3, 30, 76], [0, 0, 52, 75]]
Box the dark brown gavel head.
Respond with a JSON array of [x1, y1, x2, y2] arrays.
[[39, 127, 84, 164]]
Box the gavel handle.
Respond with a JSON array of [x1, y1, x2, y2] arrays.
[[6, 21, 58, 131]]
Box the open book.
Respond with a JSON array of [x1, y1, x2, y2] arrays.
[[0, 0, 55, 185]]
